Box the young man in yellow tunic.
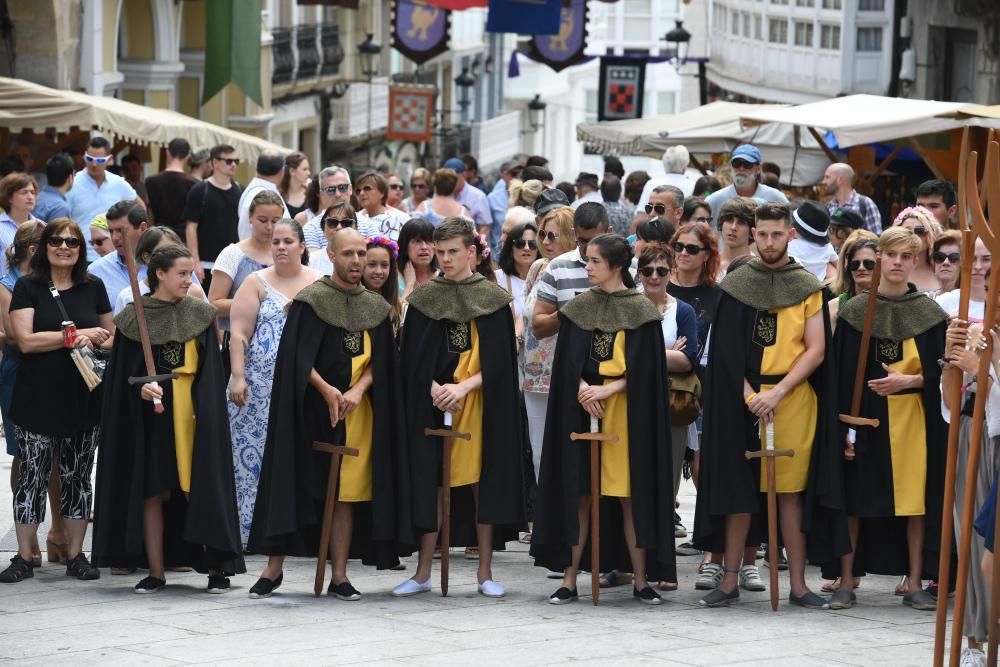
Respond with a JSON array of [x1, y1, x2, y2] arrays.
[[248, 228, 411, 600], [830, 226, 947, 611], [694, 202, 848, 608], [393, 217, 525, 598]]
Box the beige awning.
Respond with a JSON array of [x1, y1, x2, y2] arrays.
[[0, 76, 290, 160]]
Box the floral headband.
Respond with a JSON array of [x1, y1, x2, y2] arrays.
[[367, 235, 399, 258], [892, 205, 935, 228], [475, 233, 491, 259]]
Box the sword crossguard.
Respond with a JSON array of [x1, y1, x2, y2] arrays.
[[745, 449, 795, 460], [128, 372, 179, 385], [838, 414, 880, 428], [569, 432, 619, 442], [312, 441, 360, 457], [424, 427, 472, 440]]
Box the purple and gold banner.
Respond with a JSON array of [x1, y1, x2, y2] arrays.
[[524, 0, 588, 72], [392, 0, 451, 65]]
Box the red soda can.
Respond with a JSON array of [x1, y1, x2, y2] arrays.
[[61, 321, 77, 348]]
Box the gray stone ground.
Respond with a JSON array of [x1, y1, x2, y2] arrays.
[[0, 456, 945, 665]]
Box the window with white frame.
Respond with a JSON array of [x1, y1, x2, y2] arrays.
[[624, 0, 653, 41], [795, 0, 815, 6], [856, 26, 883, 51], [743, 12, 751, 38], [822, 0, 842, 8], [858, 0, 885, 10], [820, 23, 840, 49], [769, 18, 788, 43], [794, 21, 814, 46], [772, 0, 789, 5]]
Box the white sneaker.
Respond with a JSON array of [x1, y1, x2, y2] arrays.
[[478, 579, 506, 598], [546, 570, 564, 579], [695, 562, 724, 590], [960, 648, 987, 667], [391, 577, 432, 597], [739, 564, 766, 592]]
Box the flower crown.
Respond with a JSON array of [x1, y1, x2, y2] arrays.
[[892, 205, 935, 228], [367, 235, 399, 258], [475, 233, 491, 259]]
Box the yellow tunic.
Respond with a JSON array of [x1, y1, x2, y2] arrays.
[[885, 337, 926, 515], [171, 339, 199, 494], [339, 331, 375, 502], [450, 320, 484, 487], [598, 331, 631, 497], [758, 290, 822, 493]]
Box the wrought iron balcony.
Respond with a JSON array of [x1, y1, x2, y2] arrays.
[[320, 23, 344, 76], [296, 25, 321, 81], [272, 28, 295, 86]]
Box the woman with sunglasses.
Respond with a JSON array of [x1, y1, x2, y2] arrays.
[[385, 173, 406, 213], [827, 231, 878, 332], [639, 245, 699, 592], [363, 236, 403, 333], [892, 205, 942, 293], [229, 219, 318, 549], [496, 222, 540, 327], [0, 220, 113, 583], [402, 168, 431, 215], [931, 230, 961, 296], [309, 202, 358, 276], [209, 191, 283, 376], [356, 172, 409, 242], [89, 215, 113, 258]]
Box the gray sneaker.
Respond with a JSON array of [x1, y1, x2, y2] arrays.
[[902, 589, 937, 610], [739, 564, 766, 592], [828, 589, 856, 610], [695, 562, 724, 590]]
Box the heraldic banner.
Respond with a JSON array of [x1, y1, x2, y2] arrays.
[[393, 0, 451, 65], [524, 0, 588, 72], [597, 57, 646, 122], [387, 85, 435, 143]]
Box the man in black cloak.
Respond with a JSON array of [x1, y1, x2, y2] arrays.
[[693, 203, 849, 609], [247, 228, 411, 600], [392, 217, 525, 599]]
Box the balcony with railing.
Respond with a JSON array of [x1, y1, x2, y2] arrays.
[[272, 23, 346, 98], [272, 28, 295, 88], [296, 25, 321, 83], [321, 23, 345, 77]]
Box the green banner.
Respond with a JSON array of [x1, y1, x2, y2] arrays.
[[202, 0, 264, 106]]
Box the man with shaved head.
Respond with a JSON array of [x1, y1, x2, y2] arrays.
[[247, 226, 411, 601], [822, 163, 882, 234]]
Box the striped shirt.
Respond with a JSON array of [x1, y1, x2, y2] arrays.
[[536, 248, 639, 309]]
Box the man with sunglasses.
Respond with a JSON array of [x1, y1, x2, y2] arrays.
[[237, 150, 289, 240], [822, 163, 882, 235], [694, 202, 846, 610], [705, 145, 787, 227], [87, 200, 149, 304], [303, 166, 353, 250], [67, 136, 138, 262], [633, 185, 684, 236], [635, 145, 695, 220], [183, 144, 244, 282]]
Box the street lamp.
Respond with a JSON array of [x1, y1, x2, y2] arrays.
[[357, 33, 382, 167], [665, 20, 691, 66], [527, 94, 547, 132], [454, 67, 476, 118]]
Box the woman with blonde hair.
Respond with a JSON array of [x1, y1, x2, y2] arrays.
[[892, 205, 942, 293], [403, 168, 431, 214], [89, 215, 113, 258], [508, 179, 545, 210]]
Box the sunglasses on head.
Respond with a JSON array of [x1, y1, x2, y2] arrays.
[[47, 236, 82, 249], [539, 230, 560, 242], [323, 217, 356, 229], [215, 157, 240, 166], [84, 154, 110, 165], [933, 251, 960, 264], [645, 203, 667, 215], [638, 266, 669, 278], [672, 242, 704, 255], [512, 238, 538, 250], [848, 258, 876, 272], [324, 183, 351, 194], [388, 183, 403, 190], [912, 226, 929, 236], [731, 159, 755, 170]]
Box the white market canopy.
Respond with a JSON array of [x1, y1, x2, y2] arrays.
[[576, 101, 831, 186], [0, 77, 289, 161], [739, 94, 974, 149]]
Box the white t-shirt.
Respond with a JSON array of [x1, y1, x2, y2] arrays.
[[309, 249, 332, 276], [935, 290, 985, 322], [495, 269, 526, 321], [358, 207, 409, 242], [660, 300, 678, 349], [788, 238, 837, 281]]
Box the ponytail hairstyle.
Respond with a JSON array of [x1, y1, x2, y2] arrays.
[[273, 217, 310, 265], [5, 220, 44, 272], [147, 244, 194, 292], [589, 233, 635, 289], [249, 189, 285, 215]]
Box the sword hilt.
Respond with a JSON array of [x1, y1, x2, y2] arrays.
[[745, 449, 795, 459], [424, 428, 472, 440], [128, 372, 179, 385]]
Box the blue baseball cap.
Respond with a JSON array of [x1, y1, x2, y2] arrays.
[[443, 157, 465, 171], [730, 144, 762, 164]]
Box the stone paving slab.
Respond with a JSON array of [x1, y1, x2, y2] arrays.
[[0, 456, 949, 665]]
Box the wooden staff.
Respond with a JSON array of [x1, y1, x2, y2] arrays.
[[745, 420, 794, 611], [122, 231, 177, 412], [949, 138, 1000, 667], [839, 258, 883, 460], [424, 411, 471, 597], [990, 478, 1000, 664], [569, 416, 619, 606], [933, 128, 978, 667], [312, 440, 359, 597]]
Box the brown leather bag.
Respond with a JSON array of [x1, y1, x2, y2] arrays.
[[668, 371, 701, 427]]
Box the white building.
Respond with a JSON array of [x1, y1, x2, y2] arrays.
[[505, 0, 690, 182], [706, 0, 895, 104]]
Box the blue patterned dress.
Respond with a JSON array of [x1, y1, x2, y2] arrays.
[[228, 273, 291, 549]]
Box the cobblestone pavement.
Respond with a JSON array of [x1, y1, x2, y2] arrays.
[[0, 457, 944, 665]]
